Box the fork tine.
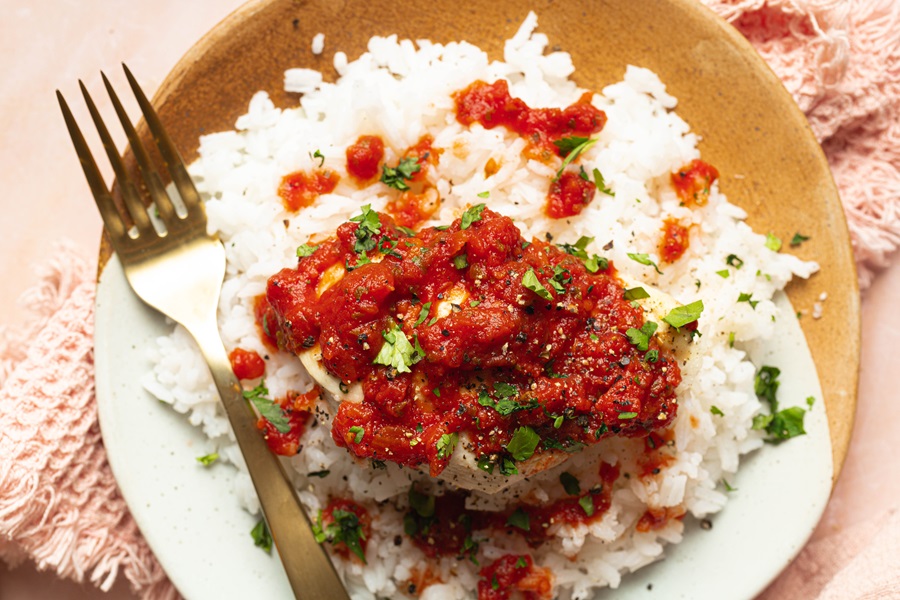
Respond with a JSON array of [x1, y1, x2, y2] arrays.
[[78, 80, 155, 237], [57, 89, 128, 243], [122, 63, 204, 218], [101, 71, 179, 227]]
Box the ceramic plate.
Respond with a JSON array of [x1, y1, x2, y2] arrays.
[[94, 0, 858, 598]]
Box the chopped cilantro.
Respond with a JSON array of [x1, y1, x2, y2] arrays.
[[436, 433, 459, 459], [752, 365, 807, 443], [296, 243, 319, 257], [578, 495, 595, 516], [617, 411, 638, 420], [722, 479, 736, 492], [624, 286, 650, 301], [506, 508, 530, 531], [726, 254, 744, 269], [627, 252, 663, 274], [716, 269, 729, 278], [196, 452, 219, 467], [662, 300, 704, 329], [505, 426, 540, 461], [349, 426, 365, 444], [243, 381, 290, 433], [645, 349, 659, 363], [626, 321, 658, 352], [312, 149, 325, 167], [806, 396, 815, 409], [515, 556, 528, 569], [414, 302, 432, 327], [560, 472, 581, 496], [553, 136, 599, 180], [522, 268, 553, 300], [737, 292, 759, 309], [348, 204, 382, 253], [373, 325, 424, 373], [453, 253, 469, 269], [477, 191, 490, 199], [250, 518, 273, 554], [790, 233, 810, 247], [710, 406, 724, 416], [380, 157, 421, 191], [460, 203, 486, 230], [765, 233, 783, 252], [476, 455, 495, 473], [408, 486, 435, 518], [728, 331, 736, 347], [593, 168, 614, 196], [312, 508, 367, 563]]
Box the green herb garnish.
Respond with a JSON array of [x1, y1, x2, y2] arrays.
[[790, 233, 810, 247], [627, 252, 663, 275], [522, 268, 553, 300], [380, 157, 421, 191], [243, 381, 290, 433], [505, 426, 540, 461], [460, 203, 486, 230], [436, 433, 459, 459], [348, 204, 382, 253], [560, 472, 581, 496], [296, 243, 319, 257], [765, 233, 782, 252], [626, 321, 658, 352], [373, 325, 424, 373], [196, 452, 219, 467], [553, 136, 599, 180], [312, 508, 367, 563], [251, 518, 273, 553], [662, 300, 704, 329], [506, 508, 530, 531]]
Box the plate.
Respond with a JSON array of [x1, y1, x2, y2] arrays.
[[94, 0, 859, 598]]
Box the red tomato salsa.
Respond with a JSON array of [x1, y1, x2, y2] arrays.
[[671, 159, 719, 207], [478, 554, 553, 600], [454, 79, 606, 157], [228, 347, 266, 380], [278, 168, 339, 211], [659, 218, 690, 264], [263, 206, 680, 477], [546, 170, 597, 218], [345, 135, 385, 181], [255, 387, 317, 456]]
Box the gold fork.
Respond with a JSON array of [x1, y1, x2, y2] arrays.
[[57, 65, 350, 600]]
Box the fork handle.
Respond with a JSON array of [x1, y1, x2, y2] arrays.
[[187, 317, 351, 600]]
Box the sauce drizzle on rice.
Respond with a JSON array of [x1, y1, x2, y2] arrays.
[[262, 208, 681, 476]]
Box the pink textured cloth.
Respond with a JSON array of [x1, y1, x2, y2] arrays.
[[0, 2, 898, 599]]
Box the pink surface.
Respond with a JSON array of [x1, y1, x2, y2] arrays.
[[1, 1, 898, 599]]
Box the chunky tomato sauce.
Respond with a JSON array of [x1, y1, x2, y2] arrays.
[[671, 159, 719, 207], [264, 208, 680, 476], [546, 171, 597, 218], [256, 388, 317, 456], [346, 135, 385, 182], [454, 80, 606, 158], [278, 169, 340, 211], [383, 135, 442, 229], [228, 347, 266, 380], [659, 218, 690, 264], [478, 554, 553, 600]]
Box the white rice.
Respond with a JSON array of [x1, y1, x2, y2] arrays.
[[143, 13, 818, 599]]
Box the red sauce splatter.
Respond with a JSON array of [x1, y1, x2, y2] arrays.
[[640, 430, 675, 477], [264, 209, 680, 476], [253, 294, 279, 352], [478, 555, 554, 600], [383, 135, 442, 229], [228, 347, 266, 380], [635, 505, 686, 533], [319, 497, 372, 562], [659, 218, 691, 263], [278, 169, 339, 211], [257, 388, 317, 456], [346, 135, 385, 182], [671, 159, 719, 207], [546, 171, 597, 219], [454, 79, 606, 158]]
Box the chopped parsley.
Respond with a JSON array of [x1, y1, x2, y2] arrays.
[[592, 168, 614, 196], [243, 381, 290, 434], [414, 302, 432, 327], [349, 426, 365, 444], [558, 236, 608, 272], [506, 508, 530, 531], [617, 411, 638, 420], [505, 426, 540, 461], [312, 507, 367, 563], [624, 286, 650, 301], [751, 365, 808, 443], [373, 325, 424, 373], [662, 300, 704, 329], [477, 191, 490, 198], [716, 269, 729, 278], [627, 252, 663, 275], [460, 203, 487, 230], [737, 292, 759, 309], [296, 243, 319, 257], [453, 253, 469, 269], [578, 494, 595, 516], [522, 268, 553, 300], [380, 157, 421, 191], [790, 232, 810, 247], [348, 204, 382, 253], [765, 233, 783, 252], [559, 472, 581, 495], [726, 254, 744, 269], [553, 136, 599, 180], [710, 406, 724, 416], [250, 518, 273, 554], [312, 149, 325, 167], [436, 433, 458, 459], [626, 321, 658, 352], [196, 452, 219, 467]]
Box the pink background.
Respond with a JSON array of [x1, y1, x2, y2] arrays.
[[2, 1, 898, 598]]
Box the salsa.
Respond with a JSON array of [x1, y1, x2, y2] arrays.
[[277, 168, 340, 211], [346, 135, 385, 182], [546, 170, 597, 218], [454, 79, 606, 158], [671, 159, 719, 207], [478, 554, 553, 600], [256, 388, 317, 456], [659, 218, 690, 263], [228, 347, 266, 380], [263, 207, 680, 477]]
